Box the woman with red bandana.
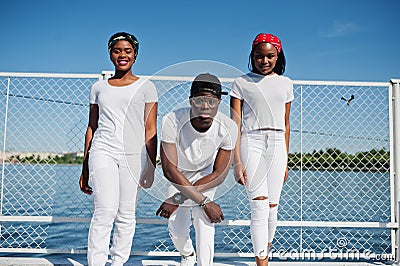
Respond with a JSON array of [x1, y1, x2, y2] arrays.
[[79, 32, 158, 266], [230, 33, 294, 266]]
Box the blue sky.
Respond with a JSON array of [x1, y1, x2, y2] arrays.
[[0, 0, 399, 82]]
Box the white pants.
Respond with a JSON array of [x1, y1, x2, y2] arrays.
[[240, 130, 287, 257], [167, 171, 216, 266], [168, 205, 214, 266], [87, 150, 144, 266]]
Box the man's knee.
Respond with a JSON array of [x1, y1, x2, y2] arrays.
[[168, 223, 191, 239]]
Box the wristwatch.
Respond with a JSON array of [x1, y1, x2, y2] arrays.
[[172, 192, 186, 205], [199, 196, 212, 208]]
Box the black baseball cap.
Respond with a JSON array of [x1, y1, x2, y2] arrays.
[[190, 73, 228, 99]]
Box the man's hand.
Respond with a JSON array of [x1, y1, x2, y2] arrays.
[[203, 201, 224, 223], [156, 197, 178, 219]]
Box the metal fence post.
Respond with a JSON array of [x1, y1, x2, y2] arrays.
[[397, 200, 400, 265], [0, 76, 11, 238], [0, 77, 10, 214], [101, 70, 114, 80], [391, 79, 400, 263]]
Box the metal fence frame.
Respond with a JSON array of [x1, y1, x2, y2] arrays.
[[0, 72, 399, 262]]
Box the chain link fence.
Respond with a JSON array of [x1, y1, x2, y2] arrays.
[[0, 72, 397, 262]]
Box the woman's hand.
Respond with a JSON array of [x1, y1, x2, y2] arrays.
[[79, 171, 92, 195], [234, 161, 247, 186], [139, 165, 155, 188], [284, 164, 289, 182]]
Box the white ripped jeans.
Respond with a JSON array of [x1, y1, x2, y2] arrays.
[[87, 150, 144, 266], [167, 171, 217, 266], [240, 130, 287, 257]]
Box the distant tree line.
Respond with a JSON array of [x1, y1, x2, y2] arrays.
[[8, 153, 162, 166], [288, 148, 389, 172], [9, 154, 84, 165], [9, 148, 389, 172]]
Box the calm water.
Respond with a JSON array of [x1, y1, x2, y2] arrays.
[[0, 164, 392, 257]]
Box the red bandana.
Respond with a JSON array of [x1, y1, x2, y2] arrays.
[[252, 33, 282, 53]]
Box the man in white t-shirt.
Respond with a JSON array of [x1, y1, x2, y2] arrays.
[[156, 73, 238, 266]]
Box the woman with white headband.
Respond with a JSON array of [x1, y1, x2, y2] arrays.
[[79, 32, 158, 266]]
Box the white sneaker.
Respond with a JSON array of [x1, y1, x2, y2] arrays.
[[180, 251, 196, 266]]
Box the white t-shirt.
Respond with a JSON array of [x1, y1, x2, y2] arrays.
[[89, 78, 158, 155], [230, 73, 294, 132], [161, 107, 238, 181]]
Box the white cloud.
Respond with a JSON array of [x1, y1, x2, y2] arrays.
[[320, 21, 361, 38]]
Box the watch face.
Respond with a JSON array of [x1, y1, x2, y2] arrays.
[[174, 194, 182, 201], [173, 193, 184, 204]]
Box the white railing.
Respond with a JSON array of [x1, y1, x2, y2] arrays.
[[0, 72, 398, 262]]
